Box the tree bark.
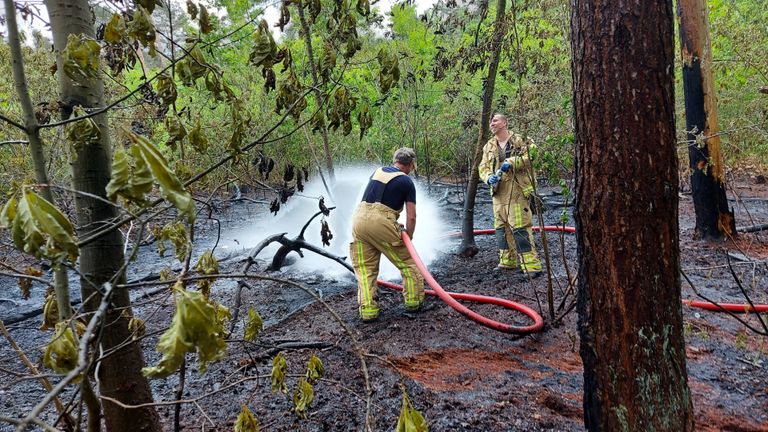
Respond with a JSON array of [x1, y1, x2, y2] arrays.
[[570, 1, 694, 430], [677, 0, 734, 240], [44, 1, 161, 430], [459, 0, 506, 257]]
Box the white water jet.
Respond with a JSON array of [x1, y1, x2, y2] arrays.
[[231, 165, 448, 280]]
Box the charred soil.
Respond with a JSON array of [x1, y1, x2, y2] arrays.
[[2, 178, 768, 431]]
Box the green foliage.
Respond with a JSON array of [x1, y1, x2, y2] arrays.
[[0, 190, 78, 263], [142, 283, 230, 378], [104, 14, 128, 44], [125, 131, 196, 222], [188, 117, 209, 153], [43, 322, 79, 376], [175, 45, 210, 87], [396, 386, 428, 432], [164, 113, 187, 149], [155, 73, 178, 108], [194, 249, 219, 297], [156, 221, 190, 262], [292, 378, 314, 418], [105, 145, 153, 206], [234, 405, 260, 432], [128, 6, 157, 57], [271, 352, 288, 393], [377, 46, 400, 94], [244, 307, 263, 341], [62, 33, 101, 84], [305, 355, 324, 383]]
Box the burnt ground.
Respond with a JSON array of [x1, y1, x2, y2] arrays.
[[1, 177, 768, 431]]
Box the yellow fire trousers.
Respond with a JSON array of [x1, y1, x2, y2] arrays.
[[350, 202, 424, 320]]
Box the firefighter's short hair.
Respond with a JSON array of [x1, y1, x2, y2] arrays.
[[393, 147, 416, 165]]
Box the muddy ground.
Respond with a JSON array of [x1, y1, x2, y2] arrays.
[[1, 177, 768, 432]]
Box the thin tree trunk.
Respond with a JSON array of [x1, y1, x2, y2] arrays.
[[44, 1, 161, 430], [570, 0, 694, 430], [4, 0, 72, 323], [296, 0, 336, 183], [459, 0, 506, 257], [677, 0, 734, 240]]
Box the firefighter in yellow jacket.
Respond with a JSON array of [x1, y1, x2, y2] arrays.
[[350, 148, 424, 321], [478, 113, 542, 275]]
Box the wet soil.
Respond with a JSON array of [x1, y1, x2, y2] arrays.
[[2, 178, 768, 431]]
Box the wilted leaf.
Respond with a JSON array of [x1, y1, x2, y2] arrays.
[[249, 20, 278, 69], [164, 114, 187, 149], [292, 378, 314, 418], [6, 190, 79, 263], [277, 1, 290, 32], [62, 34, 100, 84], [126, 131, 196, 222], [378, 47, 400, 94], [128, 316, 146, 339], [157, 222, 190, 262], [128, 7, 157, 57], [66, 106, 101, 157], [43, 322, 79, 375], [396, 386, 428, 432], [234, 405, 260, 432], [188, 117, 209, 153], [142, 284, 229, 378], [104, 14, 127, 44], [356, 0, 370, 17], [357, 103, 373, 139], [320, 219, 333, 247], [186, 0, 199, 19], [194, 250, 219, 298], [18, 267, 42, 300], [175, 45, 209, 87], [135, 0, 158, 14], [275, 69, 307, 120], [308, 0, 321, 23], [41, 291, 59, 330], [271, 352, 288, 393], [155, 73, 177, 108], [244, 308, 263, 341], [305, 355, 324, 383], [318, 197, 329, 216], [269, 198, 280, 215], [199, 5, 213, 34]]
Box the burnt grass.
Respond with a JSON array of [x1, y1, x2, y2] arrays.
[[2, 178, 768, 431]]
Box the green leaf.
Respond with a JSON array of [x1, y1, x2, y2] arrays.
[[194, 249, 219, 297], [234, 405, 260, 432], [106, 146, 131, 202], [357, 103, 372, 139], [271, 352, 288, 393], [396, 386, 428, 432], [65, 107, 101, 158], [62, 34, 100, 84], [126, 131, 196, 223], [305, 355, 324, 383], [292, 378, 314, 418], [244, 308, 263, 341], [5, 190, 78, 263], [104, 14, 127, 44], [142, 284, 229, 378], [175, 45, 209, 86], [157, 221, 190, 262], [41, 291, 59, 330], [43, 322, 79, 375]]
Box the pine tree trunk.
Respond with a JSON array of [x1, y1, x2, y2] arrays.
[[677, 0, 734, 240], [570, 0, 694, 430], [44, 1, 161, 430], [459, 0, 506, 256]]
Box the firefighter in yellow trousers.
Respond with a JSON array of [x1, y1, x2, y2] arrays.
[[350, 148, 424, 321], [479, 113, 542, 276]]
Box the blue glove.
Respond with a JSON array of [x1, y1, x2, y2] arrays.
[[500, 161, 511, 172], [487, 174, 499, 186]]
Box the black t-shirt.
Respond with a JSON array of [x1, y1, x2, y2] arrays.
[[361, 166, 416, 211]]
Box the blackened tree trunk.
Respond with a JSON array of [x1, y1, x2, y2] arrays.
[[570, 1, 694, 430], [677, 0, 734, 240], [459, 0, 505, 257], [44, 1, 161, 430]]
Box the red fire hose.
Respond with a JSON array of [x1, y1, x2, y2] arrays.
[[376, 225, 765, 335]]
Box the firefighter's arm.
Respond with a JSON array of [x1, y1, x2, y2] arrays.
[[404, 201, 416, 239], [478, 145, 493, 183]]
